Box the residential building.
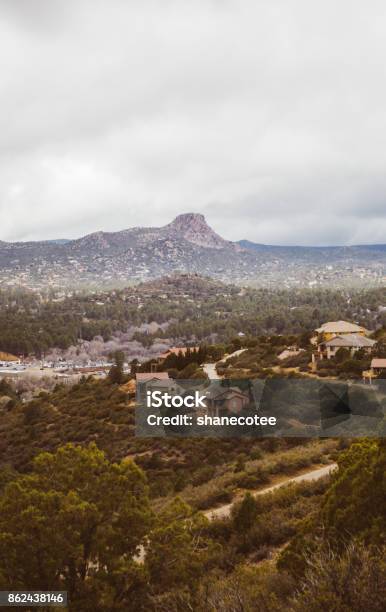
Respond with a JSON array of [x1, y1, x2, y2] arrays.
[[317, 333, 376, 360], [370, 358, 386, 375], [205, 385, 250, 417], [312, 320, 377, 361], [315, 321, 368, 342], [135, 372, 170, 400], [0, 352, 21, 365]]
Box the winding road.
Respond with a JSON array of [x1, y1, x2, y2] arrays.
[[202, 348, 247, 379], [204, 462, 337, 520], [202, 362, 222, 379], [135, 462, 337, 563]]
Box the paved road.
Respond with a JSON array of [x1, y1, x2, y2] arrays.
[[221, 348, 247, 363], [204, 463, 337, 520], [202, 348, 247, 379], [202, 362, 222, 379]]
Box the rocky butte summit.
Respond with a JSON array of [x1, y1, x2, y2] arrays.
[[162, 213, 239, 250], [0, 213, 385, 290]]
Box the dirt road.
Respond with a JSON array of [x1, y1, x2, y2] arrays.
[[204, 463, 337, 520]]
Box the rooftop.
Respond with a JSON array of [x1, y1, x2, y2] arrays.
[[206, 385, 249, 400], [321, 334, 376, 348], [0, 352, 20, 362], [371, 358, 386, 369], [315, 320, 367, 334], [135, 372, 170, 382]]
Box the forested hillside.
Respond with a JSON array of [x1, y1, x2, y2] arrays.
[[0, 275, 385, 610], [0, 388, 383, 611], [1, 275, 386, 356], [0, 377, 334, 500]]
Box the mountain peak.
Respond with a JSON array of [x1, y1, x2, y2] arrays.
[[165, 213, 229, 249], [168, 212, 206, 228]]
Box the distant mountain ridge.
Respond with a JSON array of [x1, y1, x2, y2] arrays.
[[66, 212, 235, 254], [0, 213, 385, 290], [238, 239, 386, 254]]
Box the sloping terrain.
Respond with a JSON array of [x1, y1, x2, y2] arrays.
[[1, 213, 386, 289]]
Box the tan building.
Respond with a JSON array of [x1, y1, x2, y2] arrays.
[[0, 352, 21, 365], [370, 358, 386, 374], [315, 321, 368, 342], [135, 372, 170, 383], [313, 320, 376, 362], [317, 333, 376, 360], [363, 358, 386, 383]]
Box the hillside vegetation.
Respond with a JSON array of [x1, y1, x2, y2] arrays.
[[0, 430, 383, 611], [0, 275, 386, 356]]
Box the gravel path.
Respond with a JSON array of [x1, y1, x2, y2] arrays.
[[204, 463, 337, 520]]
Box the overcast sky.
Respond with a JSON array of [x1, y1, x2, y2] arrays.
[[1, 0, 386, 245]]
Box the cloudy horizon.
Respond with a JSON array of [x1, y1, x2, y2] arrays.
[[1, 0, 386, 246]]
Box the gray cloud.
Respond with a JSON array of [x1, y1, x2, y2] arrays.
[[1, 0, 386, 245]]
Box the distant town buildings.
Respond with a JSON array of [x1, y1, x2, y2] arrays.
[[0, 352, 21, 365]]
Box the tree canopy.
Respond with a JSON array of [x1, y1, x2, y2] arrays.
[[0, 444, 152, 610]]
